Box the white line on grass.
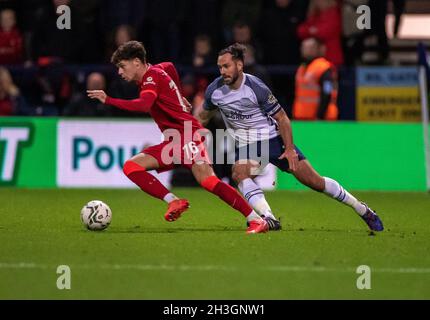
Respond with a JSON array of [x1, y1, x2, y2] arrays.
[[1, 263, 430, 274]]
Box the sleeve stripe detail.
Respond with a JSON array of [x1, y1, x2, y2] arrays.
[[267, 104, 282, 116], [141, 90, 158, 98]]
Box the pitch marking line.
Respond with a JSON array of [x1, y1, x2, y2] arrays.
[[1, 263, 430, 274]]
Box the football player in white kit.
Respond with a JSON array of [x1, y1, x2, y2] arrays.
[[196, 43, 384, 232]]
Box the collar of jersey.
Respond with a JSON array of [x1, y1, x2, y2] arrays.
[[138, 63, 153, 86], [228, 73, 247, 92]]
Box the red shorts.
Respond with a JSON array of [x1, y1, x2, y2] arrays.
[[142, 132, 211, 173]]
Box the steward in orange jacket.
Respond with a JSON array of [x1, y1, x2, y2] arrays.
[[293, 38, 338, 120]]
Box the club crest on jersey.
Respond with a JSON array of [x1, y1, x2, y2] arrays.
[[268, 94, 278, 105], [144, 76, 156, 85]]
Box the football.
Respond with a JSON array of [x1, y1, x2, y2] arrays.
[[80, 200, 112, 231]]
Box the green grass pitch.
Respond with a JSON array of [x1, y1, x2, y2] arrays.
[[1, 188, 430, 299]]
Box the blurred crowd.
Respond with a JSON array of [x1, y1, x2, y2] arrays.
[[0, 0, 406, 117]]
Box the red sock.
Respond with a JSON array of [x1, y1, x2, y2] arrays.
[[123, 161, 170, 201], [201, 176, 252, 217]]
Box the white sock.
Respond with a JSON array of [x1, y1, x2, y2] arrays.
[[246, 210, 263, 222], [163, 193, 178, 204], [238, 178, 276, 220], [323, 177, 367, 216]]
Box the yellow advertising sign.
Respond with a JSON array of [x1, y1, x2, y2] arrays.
[[356, 87, 421, 122]]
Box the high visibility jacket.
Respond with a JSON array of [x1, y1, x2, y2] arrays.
[[293, 57, 338, 120]]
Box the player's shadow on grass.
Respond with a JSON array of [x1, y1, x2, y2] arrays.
[[82, 226, 384, 235], [86, 227, 379, 235], [107, 226, 245, 234], [289, 227, 386, 236]]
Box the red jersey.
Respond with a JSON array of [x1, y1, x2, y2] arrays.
[[0, 97, 14, 116], [0, 28, 23, 65], [106, 62, 202, 134], [297, 6, 344, 66]]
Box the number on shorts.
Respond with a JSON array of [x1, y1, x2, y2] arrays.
[[183, 141, 199, 161]]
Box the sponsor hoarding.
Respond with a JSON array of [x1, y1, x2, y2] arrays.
[[356, 67, 421, 122]]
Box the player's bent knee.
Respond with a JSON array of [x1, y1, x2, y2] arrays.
[[123, 160, 146, 177], [231, 170, 250, 184], [200, 175, 220, 192]]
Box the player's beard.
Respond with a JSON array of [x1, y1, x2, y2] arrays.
[[223, 71, 239, 86]]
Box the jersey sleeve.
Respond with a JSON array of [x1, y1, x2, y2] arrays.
[[105, 69, 159, 113], [203, 78, 221, 111], [105, 90, 157, 113], [248, 76, 282, 116]]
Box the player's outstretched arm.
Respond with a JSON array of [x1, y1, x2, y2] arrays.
[[273, 108, 299, 172], [195, 109, 216, 126], [87, 90, 156, 113]]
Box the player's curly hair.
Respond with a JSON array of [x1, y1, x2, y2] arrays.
[[111, 41, 147, 65], [218, 43, 246, 62]]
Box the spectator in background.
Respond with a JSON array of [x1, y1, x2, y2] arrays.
[[31, 0, 103, 64], [0, 67, 29, 116], [221, 0, 262, 43], [64, 72, 112, 117], [243, 44, 272, 87], [106, 24, 137, 62], [232, 21, 253, 45], [191, 35, 214, 68], [259, 0, 309, 65], [115, 25, 136, 46], [0, 9, 23, 65], [292, 37, 338, 120], [232, 21, 263, 62], [297, 0, 344, 66]]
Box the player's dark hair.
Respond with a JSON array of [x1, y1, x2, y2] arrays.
[[218, 43, 246, 63], [111, 41, 147, 65]]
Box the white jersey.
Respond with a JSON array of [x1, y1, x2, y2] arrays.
[[204, 73, 282, 144]]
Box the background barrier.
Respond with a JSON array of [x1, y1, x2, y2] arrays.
[[0, 117, 426, 191], [278, 121, 426, 191]]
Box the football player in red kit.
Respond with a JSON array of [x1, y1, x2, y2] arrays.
[[88, 41, 268, 234]]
